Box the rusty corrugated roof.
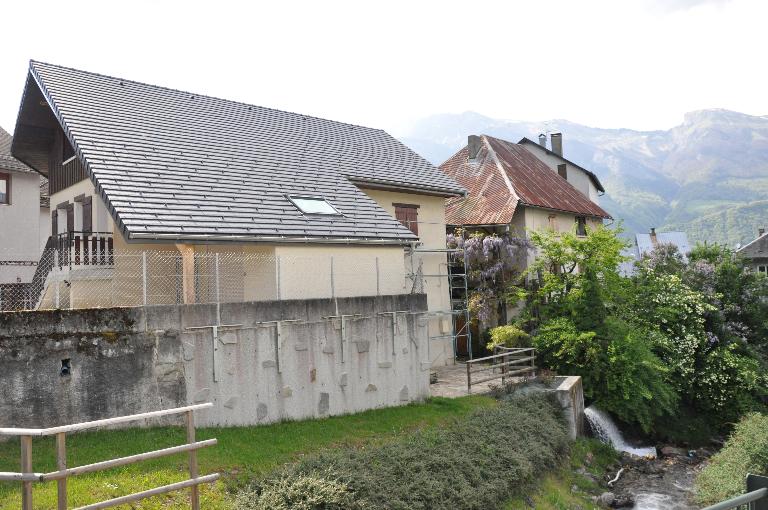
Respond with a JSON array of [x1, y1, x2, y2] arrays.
[[440, 135, 611, 225]]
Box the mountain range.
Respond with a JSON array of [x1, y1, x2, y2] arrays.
[[398, 109, 768, 247]]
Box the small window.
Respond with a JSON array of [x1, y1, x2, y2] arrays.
[[394, 203, 419, 235], [557, 164, 568, 180], [0, 173, 8, 205], [576, 216, 587, 236], [289, 196, 340, 215], [759, 265, 767, 274]]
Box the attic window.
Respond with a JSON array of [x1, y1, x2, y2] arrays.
[[557, 164, 568, 180], [289, 196, 340, 215]]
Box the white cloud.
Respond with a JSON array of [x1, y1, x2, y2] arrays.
[[0, 0, 765, 135]]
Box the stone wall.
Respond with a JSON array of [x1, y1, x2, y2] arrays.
[[0, 294, 430, 428]]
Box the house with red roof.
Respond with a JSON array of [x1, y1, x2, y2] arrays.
[[440, 133, 610, 240]]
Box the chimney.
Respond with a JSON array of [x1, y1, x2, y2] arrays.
[[468, 135, 482, 160], [760, 227, 765, 236], [650, 227, 658, 246], [550, 132, 563, 156], [538, 133, 547, 148]]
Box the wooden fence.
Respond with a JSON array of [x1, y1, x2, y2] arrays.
[[466, 347, 537, 393], [0, 403, 218, 510]]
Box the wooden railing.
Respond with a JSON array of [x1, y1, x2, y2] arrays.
[[0, 403, 218, 510], [466, 347, 536, 393], [55, 231, 114, 268]]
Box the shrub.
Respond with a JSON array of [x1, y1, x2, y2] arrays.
[[486, 325, 531, 350], [234, 472, 360, 510], [533, 316, 678, 433], [242, 394, 570, 510], [695, 413, 768, 506]]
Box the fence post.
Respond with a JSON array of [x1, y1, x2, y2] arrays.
[[330, 256, 335, 298], [186, 410, 200, 510], [215, 253, 221, 324], [276, 256, 281, 300], [20, 435, 32, 510], [56, 432, 67, 510], [466, 362, 472, 394], [142, 251, 148, 306], [376, 257, 380, 296]]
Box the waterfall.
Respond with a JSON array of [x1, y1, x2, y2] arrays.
[[584, 405, 656, 457]]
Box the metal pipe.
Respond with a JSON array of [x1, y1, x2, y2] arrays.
[[700, 488, 767, 510]]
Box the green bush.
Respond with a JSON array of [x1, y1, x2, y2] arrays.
[[486, 325, 531, 350], [533, 316, 678, 433], [240, 394, 570, 510], [234, 472, 359, 510], [695, 413, 768, 506]]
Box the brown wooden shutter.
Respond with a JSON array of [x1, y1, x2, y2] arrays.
[[51, 210, 58, 237], [394, 204, 419, 235], [82, 196, 93, 233], [557, 164, 567, 180], [66, 203, 74, 233]]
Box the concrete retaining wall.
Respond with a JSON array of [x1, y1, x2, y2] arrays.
[[0, 294, 430, 428]]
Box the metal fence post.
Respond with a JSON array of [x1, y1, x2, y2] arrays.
[[56, 432, 67, 510], [330, 256, 335, 298], [376, 257, 380, 296], [276, 255, 281, 300], [142, 251, 148, 306], [215, 253, 221, 323], [186, 410, 200, 510], [20, 435, 32, 510]]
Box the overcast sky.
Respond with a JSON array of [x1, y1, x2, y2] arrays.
[[0, 0, 764, 135]]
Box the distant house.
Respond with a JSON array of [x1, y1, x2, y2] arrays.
[[438, 133, 611, 339], [619, 228, 691, 276], [439, 133, 611, 244], [0, 126, 49, 287], [736, 228, 768, 274], [10, 60, 466, 365]]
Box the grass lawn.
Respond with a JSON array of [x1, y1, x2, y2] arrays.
[[504, 439, 617, 510], [0, 396, 495, 509]]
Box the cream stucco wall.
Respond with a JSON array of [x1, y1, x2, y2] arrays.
[[48, 178, 112, 235], [362, 188, 454, 366], [0, 172, 47, 284]]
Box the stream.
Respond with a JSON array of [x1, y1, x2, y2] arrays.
[[585, 406, 703, 509]]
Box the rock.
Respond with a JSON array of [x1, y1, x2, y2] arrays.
[[660, 445, 688, 458], [571, 484, 579, 493], [597, 492, 615, 507], [611, 494, 634, 508], [585, 451, 594, 466]]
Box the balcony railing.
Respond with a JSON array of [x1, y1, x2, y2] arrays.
[[55, 231, 113, 268]]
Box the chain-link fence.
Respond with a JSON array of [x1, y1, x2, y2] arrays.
[[0, 243, 426, 312]]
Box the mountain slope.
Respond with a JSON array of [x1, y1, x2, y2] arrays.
[[398, 110, 768, 245]]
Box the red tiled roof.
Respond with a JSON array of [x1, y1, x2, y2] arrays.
[[440, 135, 611, 225]]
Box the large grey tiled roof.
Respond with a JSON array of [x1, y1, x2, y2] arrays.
[[0, 126, 34, 174], [27, 61, 463, 244]]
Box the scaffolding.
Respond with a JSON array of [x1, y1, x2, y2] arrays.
[[406, 244, 473, 362]]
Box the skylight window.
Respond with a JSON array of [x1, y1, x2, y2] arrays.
[[289, 196, 340, 215]]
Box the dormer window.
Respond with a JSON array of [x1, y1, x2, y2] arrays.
[[289, 196, 340, 215]]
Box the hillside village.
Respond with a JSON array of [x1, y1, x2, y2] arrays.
[[1, 3, 768, 509]]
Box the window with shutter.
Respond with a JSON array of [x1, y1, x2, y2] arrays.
[[66, 203, 74, 233], [51, 210, 58, 237], [394, 203, 419, 235], [557, 164, 568, 180], [82, 196, 93, 233], [0, 172, 9, 205], [576, 216, 587, 236]]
